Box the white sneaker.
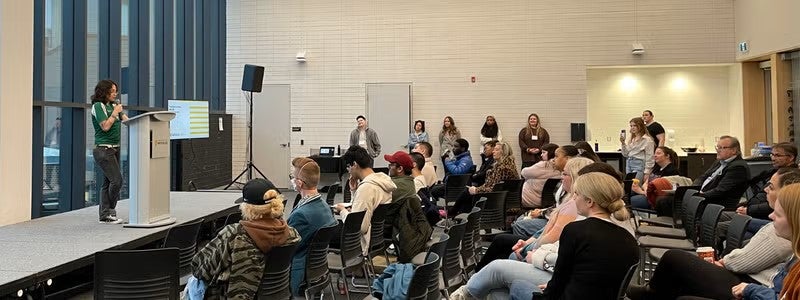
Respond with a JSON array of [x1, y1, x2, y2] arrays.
[[99, 216, 123, 224], [450, 285, 473, 300]]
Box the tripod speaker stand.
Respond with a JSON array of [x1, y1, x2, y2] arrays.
[[225, 64, 266, 189]]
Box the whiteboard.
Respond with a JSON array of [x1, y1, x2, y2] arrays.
[[367, 83, 412, 168]]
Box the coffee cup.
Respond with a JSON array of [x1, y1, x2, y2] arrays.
[[696, 246, 715, 262]]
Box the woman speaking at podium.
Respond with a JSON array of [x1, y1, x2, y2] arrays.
[[90, 79, 129, 224]]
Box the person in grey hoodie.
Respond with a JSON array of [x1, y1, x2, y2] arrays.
[[334, 146, 396, 254], [349, 115, 381, 158]]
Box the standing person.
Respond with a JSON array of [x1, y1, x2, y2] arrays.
[[519, 113, 550, 168], [349, 115, 381, 158], [406, 120, 428, 151], [439, 116, 461, 157], [45, 117, 61, 148], [642, 110, 666, 148], [480, 115, 502, 145], [286, 157, 336, 296], [91, 79, 128, 224], [620, 117, 655, 182]]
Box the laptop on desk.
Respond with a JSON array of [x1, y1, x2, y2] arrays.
[[319, 146, 336, 156]]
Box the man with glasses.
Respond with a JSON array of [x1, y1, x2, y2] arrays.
[[383, 151, 432, 262], [719, 142, 798, 237], [692, 135, 751, 210], [333, 145, 395, 254]]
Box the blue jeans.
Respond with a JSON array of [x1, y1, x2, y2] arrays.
[[93, 146, 122, 220], [466, 259, 552, 299], [626, 157, 645, 181], [512, 216, 548, 237], [630, 194, 650, 209]]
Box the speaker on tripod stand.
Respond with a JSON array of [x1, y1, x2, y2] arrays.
[[225, 64, 266, 189]]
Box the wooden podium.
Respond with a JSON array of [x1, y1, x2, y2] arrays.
[[122, 111, 177, 228]]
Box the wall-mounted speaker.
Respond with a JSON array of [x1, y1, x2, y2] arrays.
[[241, 64, 264, 93], [571, 123, 586, 142]]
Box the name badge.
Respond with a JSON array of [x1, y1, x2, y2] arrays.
[[532, 135, 538, 141]]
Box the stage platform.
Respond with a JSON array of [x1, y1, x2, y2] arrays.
[[0, 191, 241, 297]]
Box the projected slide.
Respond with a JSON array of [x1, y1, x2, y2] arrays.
[[168, 100, 209, 139]]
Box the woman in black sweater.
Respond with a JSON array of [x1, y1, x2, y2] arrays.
[[532, 172, 639, 299]]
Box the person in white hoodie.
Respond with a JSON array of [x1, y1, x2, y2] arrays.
[[334, 145, 396, 254]]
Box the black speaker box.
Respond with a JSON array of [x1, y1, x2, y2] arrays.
[[241, 64, 264, 93], [570, 123, 586, 142]]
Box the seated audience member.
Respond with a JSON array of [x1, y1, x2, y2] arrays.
[[480, 115, 503, 145], [333, 146, 395, 254], [574, 141, 601, 162], [520, 143, 561, 208], [511, 145, 581, 237], [452, 172, 638, 300], [630, 146, 681, 209], [693, 135, 751, 210], [472, 140, 497, 186], [729, 143, 798, 223], [430, 138, 475, 200], [476, 157, 594, 271], [412, 141, 437, 187], [286, 157, 337, 296], [383, 151, 433, 262], [191, 178, 301, 299], [628, 168, 800, 300], [448, 141, 519, 216], [411, 152, 441, 226]]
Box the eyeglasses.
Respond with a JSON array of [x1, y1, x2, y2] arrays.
[[771, 153, 792, 157], [715, 145, 734, 150]]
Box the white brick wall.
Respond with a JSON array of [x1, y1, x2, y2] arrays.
[[226, 0, 735, 178]]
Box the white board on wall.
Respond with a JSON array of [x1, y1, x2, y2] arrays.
[[367, 83, 412, 168]]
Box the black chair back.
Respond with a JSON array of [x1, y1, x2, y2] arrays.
[[495, 179, 524, 212], [339, 210, 367, 267], [698, 204, 724, 248], [673, 187, 700, 220], [444, 174, 472, 203], [368, 203, 390, 256], [538, 178, 561, 208], [478, 191, 508, 232], [471, 199, 485, 250], [623, 180, 634, 204], [460, 207, 481, 274], [442, 219, 467, 289], [723, 214, 752, 256], [407, 253, 442, 300], [257, 243, 299, 299], [94, 248, 180, 300], [426, 233, 449, 263], [225, 212, 242, 226], [325, 183, 340, 206], [302, 223, 339, 298], [162, 219, 204, 276], [617, 262, 639, 300], [682, 196, 706, 243], [624, 172, 638, 180]]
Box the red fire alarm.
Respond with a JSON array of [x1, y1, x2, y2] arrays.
[[470, 75, 476, 83]]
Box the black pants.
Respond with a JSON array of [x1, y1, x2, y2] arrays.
[[93, 146, 122, 220], [448, 190, 474, 216], [647, 249, 746, 300], [475, 233, 526, 271], [430, 183, 446, 200]]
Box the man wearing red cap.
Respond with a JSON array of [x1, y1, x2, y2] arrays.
[[384, 151, 433, 262]]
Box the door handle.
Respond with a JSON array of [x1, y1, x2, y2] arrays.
[[280, 143, 288, 147]]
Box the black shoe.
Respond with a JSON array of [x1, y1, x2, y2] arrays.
[[626, 284, 653, 300]]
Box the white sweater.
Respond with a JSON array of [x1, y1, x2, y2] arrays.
[[723, 223, 793, 285]]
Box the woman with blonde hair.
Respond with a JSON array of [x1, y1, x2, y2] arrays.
[[191, 178, 301, 299], [439, 116, 461, 157], [519, 113, 550, 168], [449, 141, 519, 216], [621, 117, 655, 182]]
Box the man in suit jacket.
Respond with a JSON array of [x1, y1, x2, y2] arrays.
[[692, 135, 750, 210]]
